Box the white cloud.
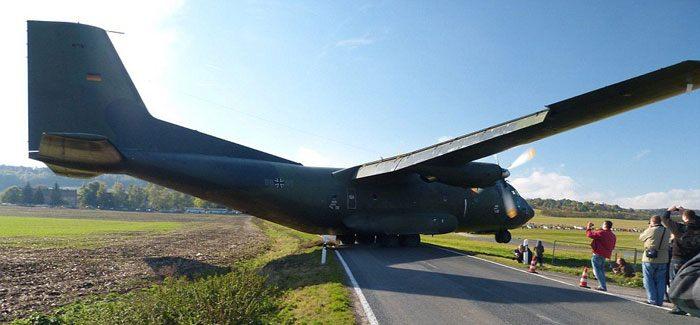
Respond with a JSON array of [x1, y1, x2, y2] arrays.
[[0, 0, 184, 167], [633, 149, 651, 160], [510, 171, 582, 200], [335, 35, 374, 49], [615, 189, 700, 210], [296, 147, 333, 167], [510, 170, 700, 209]]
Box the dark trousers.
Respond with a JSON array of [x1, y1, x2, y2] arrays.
[[669, 258, 689, 311]]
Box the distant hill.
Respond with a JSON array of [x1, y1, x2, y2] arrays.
[[0, 165, 145, 189], [527, 198, 665, 220]]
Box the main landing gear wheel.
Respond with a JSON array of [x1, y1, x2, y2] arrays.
[[399, 234, 421, 247], [494, 230, 512, 243], [336, 234, 355, 245], [377, 234, 400, 247]]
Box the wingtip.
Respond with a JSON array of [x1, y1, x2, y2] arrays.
[[679, 60, 700, 69]]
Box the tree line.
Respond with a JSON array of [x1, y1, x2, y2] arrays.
[[526, 198, 660, 220], [0, 182, 64, 206], [0, 182, 222, 211]]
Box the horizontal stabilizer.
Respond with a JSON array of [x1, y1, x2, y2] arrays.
[[45, 163, 103, 179], [30, 133, 124, 177]]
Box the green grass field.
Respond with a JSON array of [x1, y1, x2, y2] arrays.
[[0, 216, 180, 237], [510, 228, 642, 248], [530, 212, 649, 229], [514, 211, 651, 248]]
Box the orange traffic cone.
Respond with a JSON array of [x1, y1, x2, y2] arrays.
[[528, 256, 538, 273], [579, 266, 590, 288]]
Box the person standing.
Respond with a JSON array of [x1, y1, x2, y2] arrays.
[[639, 215, 670, 306], [535, 241, 545, 266], [668, 251, 700, 317], [662, 206, 700, 315], [586, 220, 617, 291]]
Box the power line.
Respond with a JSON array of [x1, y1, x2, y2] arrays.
[[173, 89, 383, 156]]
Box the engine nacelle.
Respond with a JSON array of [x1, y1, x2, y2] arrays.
[[416, 162, 507, 188]]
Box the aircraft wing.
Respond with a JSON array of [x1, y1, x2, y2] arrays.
[[340, 60, 700, 180]]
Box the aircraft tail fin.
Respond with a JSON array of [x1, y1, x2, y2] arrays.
[[27, 21, 299, 175], [27, 20, 142, 153]]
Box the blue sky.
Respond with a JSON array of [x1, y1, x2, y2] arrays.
[[2, 1, 700, 208]]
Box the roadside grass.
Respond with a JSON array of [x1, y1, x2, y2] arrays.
[[423, 233, 643, 288], [12, 219, 354, 325], [253, 220, 354, 324]]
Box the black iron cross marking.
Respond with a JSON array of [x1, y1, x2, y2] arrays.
[[273, 178, 285, 189]]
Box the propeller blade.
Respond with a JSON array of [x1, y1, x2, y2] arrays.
[[507, 148, 536, 170], [496, 181, 518, 219]]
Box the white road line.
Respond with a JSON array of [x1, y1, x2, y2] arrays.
[[334, 250, 380, 325], [536, 313, 563, 325], [431, 245, 672, 311], [423, 261, 439, 269]]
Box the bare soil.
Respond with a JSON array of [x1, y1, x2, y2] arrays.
[[0, 209, 268, 322]]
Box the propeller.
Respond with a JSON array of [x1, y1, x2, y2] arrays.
[[496, 148, 536, 218], [507, 148, 536, 170], [496, 180, 518, 218]]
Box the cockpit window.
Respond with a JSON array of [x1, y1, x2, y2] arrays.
[[506, 184, 520, 196]]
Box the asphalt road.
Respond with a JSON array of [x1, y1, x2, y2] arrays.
[[337, 244, 699, 325]]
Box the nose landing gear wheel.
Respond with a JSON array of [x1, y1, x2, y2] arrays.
[[495, 230, 511, 243]]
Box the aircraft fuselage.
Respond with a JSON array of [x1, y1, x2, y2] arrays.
[[123, 150, 534, 235]]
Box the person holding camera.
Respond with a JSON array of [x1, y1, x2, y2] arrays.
[[639, 215, 670, 306], [662, 206, 700, 315], [586, 220, 616, 291]]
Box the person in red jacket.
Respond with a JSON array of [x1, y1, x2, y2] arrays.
[[586, 220, 617, 291]]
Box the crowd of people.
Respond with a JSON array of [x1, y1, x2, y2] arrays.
[[588, 205, 700, 316], [513, 205, 700, 317], [513, 240, 544, 266]]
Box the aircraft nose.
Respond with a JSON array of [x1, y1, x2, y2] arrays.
[[513, 195, 534, 219], [522, 199, 535, 219]]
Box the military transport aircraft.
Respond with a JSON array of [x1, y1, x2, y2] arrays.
[[26, 21, 700, 247]]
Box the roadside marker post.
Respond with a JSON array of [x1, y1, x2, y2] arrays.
[[321, 235, 328, 265]]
